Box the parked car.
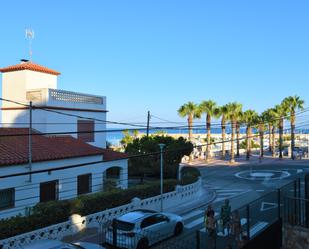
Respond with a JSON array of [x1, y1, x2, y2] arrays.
[[105, 209, 184, 249], [21, 239, 105, 249]]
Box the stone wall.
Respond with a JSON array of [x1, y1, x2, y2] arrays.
[[283, 224, 309, 249]]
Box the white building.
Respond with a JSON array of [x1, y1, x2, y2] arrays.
[[0, 60, 128, 219], [0, 60, 106, 148]]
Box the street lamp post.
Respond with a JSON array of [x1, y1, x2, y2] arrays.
[[159, 143, 165, 212]]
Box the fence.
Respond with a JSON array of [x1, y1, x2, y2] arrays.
[[198, 178, 298, 249], [284, 197, 309, 228], [0, 178, 202, 249]]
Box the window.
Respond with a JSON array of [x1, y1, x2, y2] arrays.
[[77, 174, 92, 195], [0, 188, 15, 210], [40, 180, 58, 202], [141, 215, 168, 228], [77, 120, 94, 142]]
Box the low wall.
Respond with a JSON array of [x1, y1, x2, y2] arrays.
[[0, 178, 202, 249]]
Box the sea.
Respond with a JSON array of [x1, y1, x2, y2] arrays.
[[106, 127, 309, 146]]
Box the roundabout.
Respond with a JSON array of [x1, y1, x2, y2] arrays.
[[235, 170, 290, 181]]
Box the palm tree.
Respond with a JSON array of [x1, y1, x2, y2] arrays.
[[258, 113, 267, 159], [178, 101, 201, 143], [199, 100, 217, 162], [282, 96, 305, 159], [226, 102, 243, 163], [214, 105, 229, 159], [242, 110, 259, 160], [274, 104, 288, 159], [262, 109, 274, 153], [236, 111, 244, 158]]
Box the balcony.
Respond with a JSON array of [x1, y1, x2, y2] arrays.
[[26, 88, 106, 111]]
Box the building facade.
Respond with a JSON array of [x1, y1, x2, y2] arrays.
[[0, 61, 128, 219]]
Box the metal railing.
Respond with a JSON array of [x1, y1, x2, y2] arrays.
[[284, 196, 309, 228], [49, 89, 103, 104]]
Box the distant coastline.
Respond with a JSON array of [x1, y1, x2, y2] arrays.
[[107, 128, 309, 146]]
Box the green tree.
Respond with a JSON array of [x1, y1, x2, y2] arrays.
[[199, 100, 217, 162], [236, 111, 244, 158], [226, 102, 243, 163], [258, 113, 267, 159], [262, 109, 275, 153], [274, 104, 288, 159], [126, 136, 193, 180], [214, 105, 229, 159], [120, 130, 134, 148], [178, 102, 201, 142], [282, 96, 305, 159], [242, 110, 259, 160]]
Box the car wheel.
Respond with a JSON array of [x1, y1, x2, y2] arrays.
[[174, 222, 183, 236], [136, 238, 149, 249]]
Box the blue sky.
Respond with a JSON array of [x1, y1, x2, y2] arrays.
[[1, 0, 309, 125]]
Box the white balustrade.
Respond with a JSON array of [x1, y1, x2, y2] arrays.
[[0, 178, 202, 249]]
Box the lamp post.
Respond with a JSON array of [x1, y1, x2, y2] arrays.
[[159, 143, 165, 212]]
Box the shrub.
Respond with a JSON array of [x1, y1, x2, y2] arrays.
[[0, 179, 179, 239], [180, 166, 201, 185]]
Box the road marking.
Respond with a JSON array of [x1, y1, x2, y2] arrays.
[[297, 169, 303, 174], [182, 210, 204, 221], [185, 217, 204, 229], [256, 190, 265, 192], [250, 221, 268, 237], [260, 201, 278, 212]]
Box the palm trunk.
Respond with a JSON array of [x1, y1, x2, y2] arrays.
[[268, 124, 272, 152], [221, 116, 226, 159], [188, 115, 193, 161], [291, 111, 295, 160], [272, 126, 276, 157], [206, 114, 211, 162], [230, 119, 236, 163], [236, 123, 240, 157], [246, 126, 251, 160], [259, 123, 264, 159], [279, 118, 283, 159]]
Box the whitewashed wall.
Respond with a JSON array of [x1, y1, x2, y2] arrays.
[[0, 178, 202, 249], [0, 157, 128, 219]]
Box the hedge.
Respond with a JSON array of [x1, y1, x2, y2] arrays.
[[180, 166, 201, 185], [0, 179, 178, 239]]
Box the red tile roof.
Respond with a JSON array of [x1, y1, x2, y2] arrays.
[[0, 128, 127, 166], [0, 62, 60, 75]]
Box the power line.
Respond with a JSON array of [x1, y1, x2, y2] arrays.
[[1, 121, 308, 180]]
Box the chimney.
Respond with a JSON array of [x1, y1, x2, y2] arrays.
[[20, 59, 29, 64]]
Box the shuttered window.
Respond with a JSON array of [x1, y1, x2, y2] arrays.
[[77, 120, 95, 142], [77, 174, 92, 195], [40, 180, 58, 203], [0, 188, 15, 210]]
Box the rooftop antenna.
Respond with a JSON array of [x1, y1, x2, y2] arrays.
[[25, 28, 34, 61]]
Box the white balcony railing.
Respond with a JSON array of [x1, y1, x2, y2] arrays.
[[49, 89, 103, 104], [26, 89, 104, 105]]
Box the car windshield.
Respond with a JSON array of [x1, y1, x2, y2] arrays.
[[116, 220, 135, 231]]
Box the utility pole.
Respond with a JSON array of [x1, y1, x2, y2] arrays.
[[159, 143, 165, 212], [146, 111, 150, 137], [28, 101, 33, 182]]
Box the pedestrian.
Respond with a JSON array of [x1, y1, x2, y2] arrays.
[[206, 212, 217, 249], [220, 199, 231, 236], [239, 234, 249, 248], [231, 210, 242, 248], [205, 204, 215, 219]]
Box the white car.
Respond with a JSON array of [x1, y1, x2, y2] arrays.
[[21, 239, 105, 249], [105, 209, 184, 249]]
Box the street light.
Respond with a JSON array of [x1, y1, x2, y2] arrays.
[[159, 143, 165, 212]]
